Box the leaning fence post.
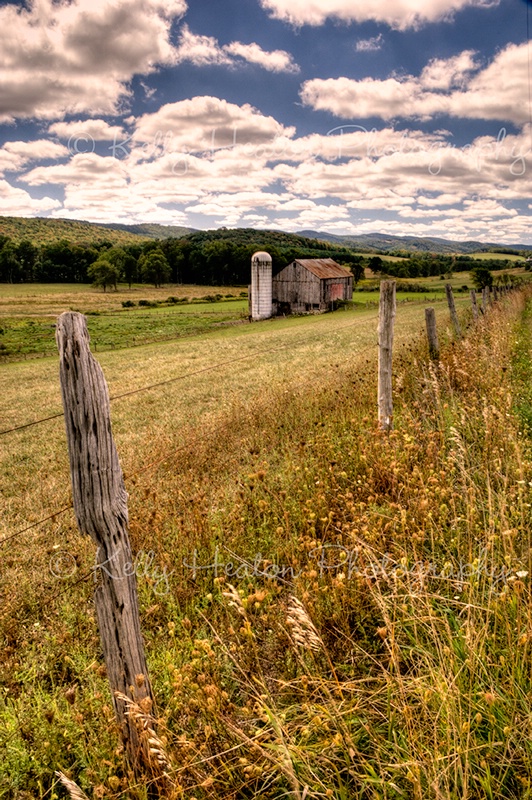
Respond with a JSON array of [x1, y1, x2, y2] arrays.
[[56, 312, 154, 772], [445, 284, 462, 338], [425, 307, 439, 360], [470, 289, 479, 320], [378, 280, 396, 431]]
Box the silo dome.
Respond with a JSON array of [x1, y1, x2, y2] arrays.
[[252, 251, 273, 263]]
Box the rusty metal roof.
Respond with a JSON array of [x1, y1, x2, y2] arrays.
[[293, 258, 352, 280]]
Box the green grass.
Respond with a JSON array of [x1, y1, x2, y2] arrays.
[[469, 252, 527, 262], [0, 284, 249, 359]]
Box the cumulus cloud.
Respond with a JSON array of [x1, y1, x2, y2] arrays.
[[0, 179, 60, 215], [175, 24, 299, 72], [132, 96, 296, 156], [259, 0, 498, 30], [48, 120, 128, 142], [0, 140, 68, 176], [301, 43, 530, 125], [0, 0, 187, 122]]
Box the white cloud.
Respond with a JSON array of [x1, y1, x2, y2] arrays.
[[0, 140, 68, 175], [301, 43, 531, 125], [259, 0, 498, 30], [48, 120, 128, 142], [174, 24, 299, 72], [355, 34, 384, 53], [420, 50, 479, 89], [0, 0, 187, 122], [23, 152, 127, 188], [224, 41, 299, 73], [132, 96, 295, 156], [0, 180, 60, 215], [174, 25, 232, 67]]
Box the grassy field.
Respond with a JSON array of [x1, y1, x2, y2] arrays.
[[0, 284, 249, 359], [469, 252, 527, 262], [0, 278, 486, 360], [2, 284, 532, 799]]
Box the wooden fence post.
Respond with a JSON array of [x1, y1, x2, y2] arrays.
[[470, 289, 479, 320], [425, 307, 439, 360], [482, 285, 489, 313], [378, 280, 396, 431], [56, 312, 154, 772], [445, 284, 462, 338]]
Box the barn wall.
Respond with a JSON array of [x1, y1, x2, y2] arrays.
[[273, 262, 353, 312], [273, 262, 321, 310]]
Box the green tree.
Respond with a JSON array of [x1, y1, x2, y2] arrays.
[[139, 249, 171, 287], [88, 258, 120, 291], [470, 265, 493, 290], [0, 241, 22, 282], [368, 256, 384, 274]]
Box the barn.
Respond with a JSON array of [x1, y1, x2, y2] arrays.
[[272, 258, 353, 314]]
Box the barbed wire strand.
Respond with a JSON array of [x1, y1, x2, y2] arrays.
[[0, 313, 379, 436], [1, 337, 380, 548]]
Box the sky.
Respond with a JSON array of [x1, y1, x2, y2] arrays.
[[1, 0, 532, 243]]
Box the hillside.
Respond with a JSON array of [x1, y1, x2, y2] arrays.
[[100, 221, 196, 239], [0, 216, 151, 247]]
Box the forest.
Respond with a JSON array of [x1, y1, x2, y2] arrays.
[[0, 228, 367, 287]]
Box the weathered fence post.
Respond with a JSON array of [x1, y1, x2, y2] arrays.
[[378, 280, 396, 431], [482, 285, 489, 314], [470, 289, 479, 320], [445, 283, 462, 338], [425, 307, 439, 361], [56, 312, 154, 772]]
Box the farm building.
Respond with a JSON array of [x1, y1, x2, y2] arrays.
[[272, 258, 353, 314]]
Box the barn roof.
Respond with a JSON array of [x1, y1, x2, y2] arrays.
[[292, 258, 352, 279]]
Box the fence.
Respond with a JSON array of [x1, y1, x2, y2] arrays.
[[0, 281, 512, 776]]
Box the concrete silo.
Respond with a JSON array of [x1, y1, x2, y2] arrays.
[[250, 251, 273, 320]]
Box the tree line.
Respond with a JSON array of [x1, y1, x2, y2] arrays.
[[0, 229, 366, 288], [367, 252, 529, 279]]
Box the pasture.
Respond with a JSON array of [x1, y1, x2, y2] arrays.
[[1, 283, 532, 799]]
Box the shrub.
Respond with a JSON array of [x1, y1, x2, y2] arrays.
[[122, 300, 136, 308]]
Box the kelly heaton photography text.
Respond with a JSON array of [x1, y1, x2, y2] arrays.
[[61, 123, 531, 178], [49, 544, 529, 597]]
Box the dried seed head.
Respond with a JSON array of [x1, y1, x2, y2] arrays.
[[223, 584, 247, 617], [287, 596, 322, 653], [55, 771, 89, 800]]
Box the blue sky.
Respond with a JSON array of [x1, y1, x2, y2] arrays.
[[1, 0, 531, 242]]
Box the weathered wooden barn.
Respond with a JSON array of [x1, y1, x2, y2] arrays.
[[272, 258, 353, 314]]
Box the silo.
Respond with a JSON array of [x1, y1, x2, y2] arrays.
[[250, 251, 273, 320]]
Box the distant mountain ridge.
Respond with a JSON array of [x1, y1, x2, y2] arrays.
[[298, 230, 531, 254]]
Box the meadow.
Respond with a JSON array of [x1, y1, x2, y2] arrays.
[[1, 281, 532, 799], [0, 276, 478, 360]]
